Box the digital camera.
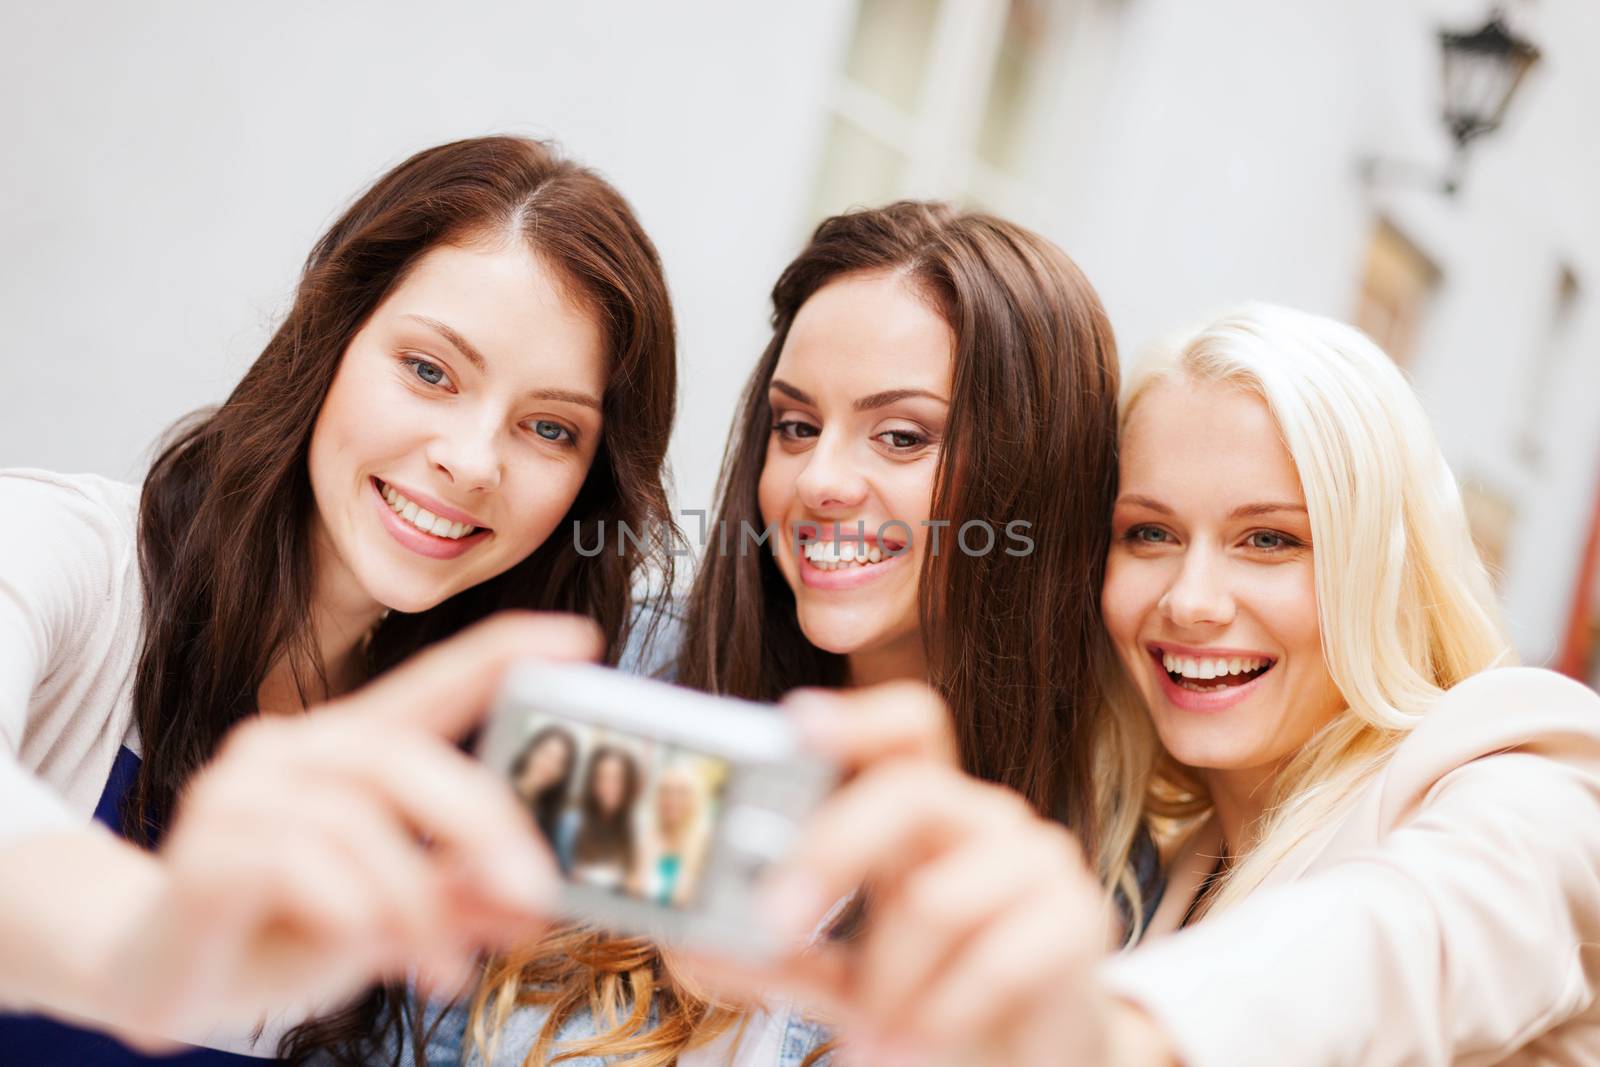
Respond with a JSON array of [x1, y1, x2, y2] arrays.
[[477, 662, 837, 960]]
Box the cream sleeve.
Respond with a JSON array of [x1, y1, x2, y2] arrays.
[[0, 471, 128, 842], [1100, 669, 1600, 1067]]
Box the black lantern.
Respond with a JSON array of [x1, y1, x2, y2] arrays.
[[1439, 11, 1542, 149]]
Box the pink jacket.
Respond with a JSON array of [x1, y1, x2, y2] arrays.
[[1102, 667, 1600, 1066]]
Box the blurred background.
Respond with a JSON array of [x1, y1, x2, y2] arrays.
[[2, 0, 1596, 685]]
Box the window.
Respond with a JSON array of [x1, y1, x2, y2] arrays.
[[1516, 264, 1582, 467], [809, 0, 1062, 226], [1353, 218, 1441, 364]]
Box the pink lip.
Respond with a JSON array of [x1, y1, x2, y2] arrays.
[[369, 477, 492, 560], [1147, 646, 1276, 713]]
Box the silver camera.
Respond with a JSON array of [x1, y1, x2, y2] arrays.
[[477, 662, 837, 960]]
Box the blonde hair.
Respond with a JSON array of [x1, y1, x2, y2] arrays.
[[1097, 303, 1511, 925]]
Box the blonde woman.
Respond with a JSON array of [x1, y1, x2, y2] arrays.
[[641, 765, 713, 908], [752, 304, 1600, 1066]]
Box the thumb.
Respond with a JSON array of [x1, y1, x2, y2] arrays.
[[338, 611, 603, 737]]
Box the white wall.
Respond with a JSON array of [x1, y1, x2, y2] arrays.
[[989, 0, 1600, 663], [0, 0, 853, 518], [5, 0, 1596, 661]]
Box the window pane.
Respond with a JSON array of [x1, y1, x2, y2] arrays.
[[845, 0, 942, 114]]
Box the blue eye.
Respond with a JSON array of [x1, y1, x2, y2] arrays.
[[1246, 530, 1299, 551], [531, 419, 573, 443], [1124, 524, 1172, 545], [401, 356, 451, 388]]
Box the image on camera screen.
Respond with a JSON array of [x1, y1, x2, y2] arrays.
[[509, 713, 730, 910]]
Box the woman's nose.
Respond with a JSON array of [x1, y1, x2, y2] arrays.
[[1158, 547, 1236, 629], [426, 413, 503, 492], [793, 432, 869, 514]]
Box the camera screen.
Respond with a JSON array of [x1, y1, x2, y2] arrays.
[[508, 712, 730, 910]]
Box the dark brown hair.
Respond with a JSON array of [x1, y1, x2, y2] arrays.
[[572, 745, 642, 868], [511, 725, 579, 844], [472, 200, 1122, 1067], [126, 136, 678, 1064], [680, 200, 1121, 836]]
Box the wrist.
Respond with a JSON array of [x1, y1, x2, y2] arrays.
[[1104, 995, 1181, 1067], [0, 828, 170, 1027]]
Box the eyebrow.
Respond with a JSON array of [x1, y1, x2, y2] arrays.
[[1116, 494, 1307, 520], [770, 379, 948, 412], [405, 313, 603, 412]]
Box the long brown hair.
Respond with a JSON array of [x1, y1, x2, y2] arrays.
[[572, 745, 642, 868], [682, 200, 1120, 832], [473, 201, 1122, 1065], [126, 136, 678, 1063]]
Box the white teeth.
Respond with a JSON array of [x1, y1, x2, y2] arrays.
[[379, 481, 479, 541], [1162, 652, 1273, 680], [802, 540, 891, 568]]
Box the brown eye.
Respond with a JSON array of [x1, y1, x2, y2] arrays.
[[878, 430, 924, 450], [772, 419, 818, 441]]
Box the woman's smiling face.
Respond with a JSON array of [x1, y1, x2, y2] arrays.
[[1101, 377, 1346, 792], [757, 270, 953, 683], [307, 236, 606, 615]]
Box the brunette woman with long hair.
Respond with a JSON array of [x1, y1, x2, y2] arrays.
[[557, 745, 642, 891], [457, 202, 1140, 1067], [512, 726, 580, 851], [0, 135, 678, 1065]]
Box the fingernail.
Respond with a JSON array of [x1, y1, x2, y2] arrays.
[[759, 869, 830, 943]]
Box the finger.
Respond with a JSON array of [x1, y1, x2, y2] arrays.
[[905, 881, 1108, 1052], [338, 612, 603, 737], [666, 941, 852, 1015], [158, 816, 387, 1023], [856, 828, 1063, 1029], [282, 721, 558, 916], [762, 765, 1027, 941], [280, 783, 447, 954], [783, 682, 959, 771]]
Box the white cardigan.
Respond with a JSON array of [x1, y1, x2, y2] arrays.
[[1102, 666, 1600, 1066], [0, 468, 144, 844]]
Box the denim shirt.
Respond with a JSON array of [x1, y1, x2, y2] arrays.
[[396, 832, 1162, 1067], [397, 996, 833, 1067]]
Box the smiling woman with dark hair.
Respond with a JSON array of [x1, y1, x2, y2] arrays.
[[511, 725, 579, 850], [454, 200, 1146, 1067], [0, 135, 680, 1065]]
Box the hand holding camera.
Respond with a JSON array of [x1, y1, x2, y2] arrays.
[[100, 614, 598, 1047]]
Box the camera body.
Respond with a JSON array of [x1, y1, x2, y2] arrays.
[[478, 661, 836, 960]]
